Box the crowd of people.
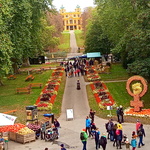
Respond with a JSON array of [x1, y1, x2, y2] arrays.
[[63, 59, 94, 77], [79, 109, 146, 150]]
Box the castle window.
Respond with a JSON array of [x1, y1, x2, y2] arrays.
[[74, 15, 76, 17], [78, 20, 80, 25]]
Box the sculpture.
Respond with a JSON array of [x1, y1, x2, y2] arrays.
[[126, 76, 148, 112]]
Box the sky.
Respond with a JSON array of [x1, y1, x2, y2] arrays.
[[52, 0, 96, 12]]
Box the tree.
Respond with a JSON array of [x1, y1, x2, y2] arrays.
[[46, 10, 63, 37], [41, 19, 60, 51], [81, 7, 94, 39], [84, 10, 112, 54], [0, 0, 13, 85]]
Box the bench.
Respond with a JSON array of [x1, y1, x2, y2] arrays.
[[29, 83, 42, 88], [3, 110, 17, 114], [25, 74, 34, 81], [16, 87, 31, 94], [7, 75, 16, 80]]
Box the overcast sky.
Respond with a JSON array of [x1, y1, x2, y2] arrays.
[[52, 0, 96, 12]]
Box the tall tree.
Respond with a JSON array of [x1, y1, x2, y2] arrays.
[[85, 10, 112, 54], [0, 0, 13, 85]]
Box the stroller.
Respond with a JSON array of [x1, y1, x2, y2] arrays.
[[45, 127, 58, 141]]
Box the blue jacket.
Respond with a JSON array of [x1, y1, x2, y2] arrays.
[[131, 138, 137, 147], [86, 118, 91, 127]]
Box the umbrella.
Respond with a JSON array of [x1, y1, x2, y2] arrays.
[[0, 113, 17, 126]]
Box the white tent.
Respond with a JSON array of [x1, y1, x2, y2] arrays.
[[0, 113, 17, 126]]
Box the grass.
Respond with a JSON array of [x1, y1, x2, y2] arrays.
[[87, 63, 150, 124], [74, 30, 85, 48], [100, 63, 129, 81], [0, 64, 66, 124], [57, 32, 70, 52], [0, 69, 53, 123]]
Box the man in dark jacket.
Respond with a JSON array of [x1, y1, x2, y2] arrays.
[[94, 128, 100, 150]]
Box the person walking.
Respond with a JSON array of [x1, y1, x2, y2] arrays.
[[94, 128, 100, 150], [116, 123, 123, 149], [80, 129, 88, 150], [40, 122, 46, 140], [105, 119, 114, 140], [137, 124, 145, 148], [54, 118, 60, 137], [136, 120, 141, 134], [99, 133, 107, 150], [131, 135, 137, 150], [112, 123, 118, 147], [85, 116, 91, 137], [89, 109, 96, 123], [60, 144, 66, 150]]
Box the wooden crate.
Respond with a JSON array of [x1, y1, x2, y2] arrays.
[[9, 132, 17, 141], [16, 133, 35, 144]]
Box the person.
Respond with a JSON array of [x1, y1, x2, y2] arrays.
[[89, 109, 96, 123], [125, 138, 130, 150], [105, 119, 114, 140], [99, 133, 107, 150], [94, 128, 100, 150], [137, 124, 145, 148], [54, 118, 60, 136], [77, 79, 81, 90], [60, 144, 66, 150], [85, 116, 91, 137], [41, 122, 46, 140], [80, 129, 88, 150], [116, 107, 120, 122], [116, 123, 123, 149], [135, 120, 141, 134], [119, 105, 124, 123], [131, 135, 137, 150], [112, 123, 118, 147], [0, 135, 4, 150], [91, 122, 96, 138]]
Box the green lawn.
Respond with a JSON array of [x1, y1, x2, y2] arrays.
[[100, 63, 129, 81], [88, 63, 150, 124], [58, 32, 70, 52], [74, 30, 84, 48], [0, 64, 66, 123]]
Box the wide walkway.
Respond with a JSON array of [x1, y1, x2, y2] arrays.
[[9, 31, 150, 150]]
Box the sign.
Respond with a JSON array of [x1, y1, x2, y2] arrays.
[[107, 106, 112, 110], [66, 109, 74, 120], [0, 113, 17, 126]]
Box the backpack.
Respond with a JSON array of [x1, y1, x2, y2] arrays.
[[138, 129, 142, 136], [107, 123, 112, 131], [99, 136, 106, 145], [80, 132, 85, 140]]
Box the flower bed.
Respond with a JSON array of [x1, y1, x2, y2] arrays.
[[87, 66, 115, 109], [35, 67, 64, 111], [124, 107, 150, 117]]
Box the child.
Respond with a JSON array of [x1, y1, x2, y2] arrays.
[[131, 135, 137, 150]]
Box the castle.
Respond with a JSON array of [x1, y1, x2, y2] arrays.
[[59, 5, 82, 31]]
